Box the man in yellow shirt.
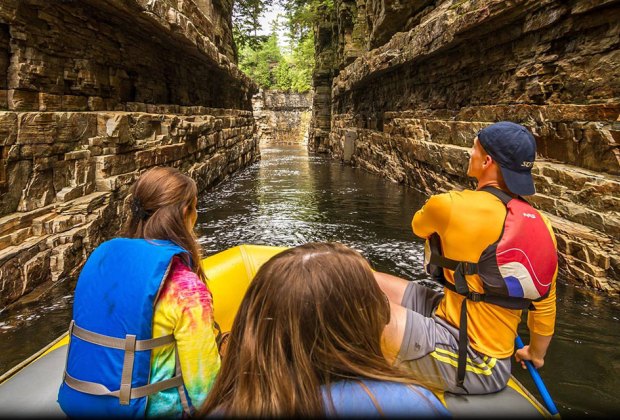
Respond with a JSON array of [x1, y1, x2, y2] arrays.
[[378, 122, 557, 394]]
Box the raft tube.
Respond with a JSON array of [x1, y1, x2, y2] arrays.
[[0, 245, 550, 417]]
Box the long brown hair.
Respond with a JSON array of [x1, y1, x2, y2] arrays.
[[124, 166, 205, 282], [200, 242, 434, 417]]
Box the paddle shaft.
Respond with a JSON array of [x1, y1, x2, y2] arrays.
[[515, 335, 559, 416]]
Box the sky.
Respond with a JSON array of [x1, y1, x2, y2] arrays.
[[256, 2, 289, 49], [256, 3, 285, 35]]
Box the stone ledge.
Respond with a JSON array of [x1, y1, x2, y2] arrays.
[[333, 0, 544, 96], [1, 1, 257, 113], [87, 0, 253, 92], [330, 121, 619, 236]]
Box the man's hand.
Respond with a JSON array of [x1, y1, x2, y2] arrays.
[[514, 333, 552, 369], [515, 344, 544, 369]]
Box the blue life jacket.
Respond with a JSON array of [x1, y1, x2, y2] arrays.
[[322, 379, 450, 417], [57, 238, 192, 418]]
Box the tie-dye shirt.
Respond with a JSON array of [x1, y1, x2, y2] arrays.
[[146, 257, 221, 417]]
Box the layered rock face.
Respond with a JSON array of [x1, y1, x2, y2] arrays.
[[314, 0, 620, 293], [0, 0, 257, 308], [309, 4, 338, 153], [253, 91, 312, 145]]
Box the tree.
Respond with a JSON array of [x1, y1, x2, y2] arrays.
[[289, 31, 313, 92], [233, 0, 320, 92], [238, 32, 283, 89], [278, 0, 333, 46], [233, 0, 272, 50]]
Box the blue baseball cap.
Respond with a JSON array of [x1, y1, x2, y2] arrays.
[[477, 121, 537, 196]]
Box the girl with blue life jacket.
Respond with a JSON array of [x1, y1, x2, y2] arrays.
[[58, 167, 221, 418], [199, 242, 450, 418]]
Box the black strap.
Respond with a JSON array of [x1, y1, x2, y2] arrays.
[[453, 262, 472, 295], [457, 298, 468, 390], [479, 185, 514, 205], [429, 254, 478, 275], [444, 266, 481, 392], [443, 282, 485, 302]]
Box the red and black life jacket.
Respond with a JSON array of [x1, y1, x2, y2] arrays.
[[424, 186, 557, 389]]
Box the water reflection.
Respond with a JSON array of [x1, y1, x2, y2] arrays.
[[196, 146, 425, 283], [516, 282, 620, 416], [0, 279, 76, 372]]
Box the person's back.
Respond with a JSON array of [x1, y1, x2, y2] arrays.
[[200, 242, 449, 417], [413, 189, 555, 358], [58, 167, 220, 417], [377, 122, 557, 395], [323, 379, 448, 417]]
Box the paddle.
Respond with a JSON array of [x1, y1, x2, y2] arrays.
[[515, 335, 559, 416]]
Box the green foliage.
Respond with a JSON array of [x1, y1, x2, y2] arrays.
[[233, 0, 273, 50], [233, 0, 320, 92], [278, 0, 334, 45], [238, 32, 282, 88], [238, 30, 314, 93], [289, 32, 314, 92]]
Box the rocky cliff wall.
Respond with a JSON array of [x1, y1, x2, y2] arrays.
[[315, 0, 620, 294], [0, 0, 258, 308], [0, 0, 248, 112], [253, 91, 312, 145]]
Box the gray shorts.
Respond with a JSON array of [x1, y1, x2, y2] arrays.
[[396, 282, 512, 395]]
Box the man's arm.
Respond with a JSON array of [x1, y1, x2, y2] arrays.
[[518, 215, 557, 369], [411, 193, 452, 239], [520, 274, 556, 369], [374, 271, 410, 304]]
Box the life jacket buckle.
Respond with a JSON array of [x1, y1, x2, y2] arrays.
[[467, 291, 484, 302]]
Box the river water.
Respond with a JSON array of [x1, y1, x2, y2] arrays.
[[0, 144, 618, 416]]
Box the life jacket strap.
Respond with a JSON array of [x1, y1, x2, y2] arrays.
[[65, 321, 184, 406], [479, 185, 515, 205], [71, 323, 175, 351], [63, 372, 184, 400], [428, 252, 478, 276], [119, 334, 136, 405], [444, 282, 533, 309], [457, 298, 468, 391], [443, 282, 485, 302]]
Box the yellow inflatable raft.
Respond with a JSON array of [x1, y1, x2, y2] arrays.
[[0, 245, 550, 417], [202, 244, 288, 333]]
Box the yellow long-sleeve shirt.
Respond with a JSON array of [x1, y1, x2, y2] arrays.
[[412, 189, 557, 359]]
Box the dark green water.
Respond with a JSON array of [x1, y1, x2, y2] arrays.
[[1, 144, 618, 416]]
